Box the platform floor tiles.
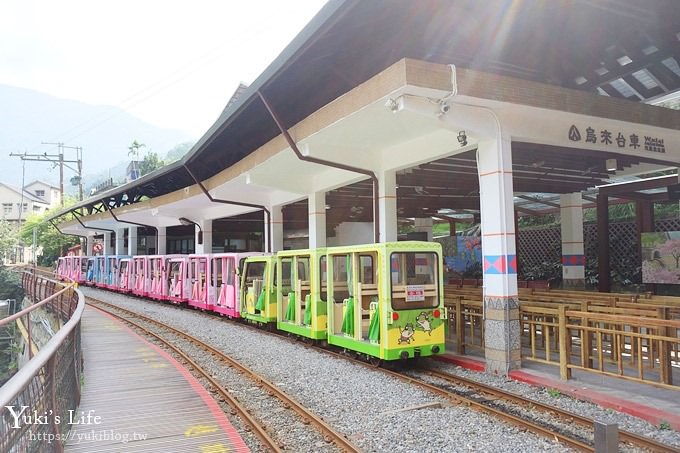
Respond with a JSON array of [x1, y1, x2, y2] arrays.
[[65, 306, 249, 452]]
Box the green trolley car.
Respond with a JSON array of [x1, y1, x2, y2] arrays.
[[276, 248, 328, 340], [241, 241, 446, 361], [325, 241, 446, 361], [240, 255, 277, 324]]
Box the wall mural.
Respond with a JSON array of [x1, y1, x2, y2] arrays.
[[438, 236, 482, 276], [641, 231, 680, 284]]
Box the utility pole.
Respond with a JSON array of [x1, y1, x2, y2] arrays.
[[62, 145, 83, 201], [10, 142, 84, 205]]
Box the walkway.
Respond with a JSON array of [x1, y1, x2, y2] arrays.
[[65, 306, 249, 452]]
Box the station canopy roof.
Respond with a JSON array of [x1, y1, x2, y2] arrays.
[[50, 0, 680, 224]]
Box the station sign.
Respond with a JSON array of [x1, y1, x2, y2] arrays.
[[567, 124, 666, 154]]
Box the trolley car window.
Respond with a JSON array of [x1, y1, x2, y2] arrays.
[[331, 254, 350, 302], [225, 258, 234, 286], [244, 262, 266, 284], [238, 258, 248, 276], [280, 258, 293, 295], [390, 252, 439, 310], [359, 255, 374, 284], [169, 262, 181, 280], [215, 259, 223, 286], [319, 255, 327, 301], [297, 257, 310, 282]]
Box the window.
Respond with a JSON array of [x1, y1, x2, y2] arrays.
[[35, 190, 45, 197], [297, 256, 310, 282], [280, 258, 293, 295], [390, 252, 439, 310], [2, 203, 11, 216], [319, 255, 327, 301], [244, 262, 266, 285], [359, 255, 375, 284], [330, 254, 350, 302]]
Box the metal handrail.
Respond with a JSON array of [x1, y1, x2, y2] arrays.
[[0, 270, 85, 453], [0, 282, 75, 328], [0, 290, 84, 405]]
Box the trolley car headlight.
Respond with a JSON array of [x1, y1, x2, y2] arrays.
[[400, 351, 409, 360], [432, 345, 440, 354]]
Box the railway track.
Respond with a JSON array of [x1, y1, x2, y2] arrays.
[[274, 331, 680, 452], [85, 291, 680, 453], [320, 350, 595, 451], [418, 367, 679, 453], [86, 297, 361, 453]]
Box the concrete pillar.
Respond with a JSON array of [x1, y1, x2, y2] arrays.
[[267, 206, 284, 252], [85, 234, 94, 255], [128, 227, 138, 256], [414, 217, 433, 241], [156, 227, 167, 255], [597, 194, 610, 292], [115, 228, 126, 255], [308, 191, 327, 248], [477, 137, 520, 375], [378, 169, 398, 243], [560, 193, 585, 288], [103, 232, 114, 255], [195, 219, 213, 254]]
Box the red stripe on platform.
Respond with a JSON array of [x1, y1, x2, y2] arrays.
[[434, 354, 486, 372], [437, 352, 680, 431], [508, 370, 680, 431], [95, 307, 249, 450]]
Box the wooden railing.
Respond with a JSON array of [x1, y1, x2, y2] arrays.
[[445, 285, 680, 389]]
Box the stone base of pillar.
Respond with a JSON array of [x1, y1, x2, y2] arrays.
[[484, 296, 521, 375], [562, 278, 586, 289]]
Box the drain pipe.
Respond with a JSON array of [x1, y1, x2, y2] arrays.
[[71, 211, 115, 235], [257, 91, 380, 244], [105, 204, 159, 255], [50, 219, 86, 240], [183, 163, 273, 253], [70, 212, 115, 255], [50, 219, 87, 260]]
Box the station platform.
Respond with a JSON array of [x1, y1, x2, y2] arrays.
[[65, 306, 248, 452], [437, 352, 680, 431]]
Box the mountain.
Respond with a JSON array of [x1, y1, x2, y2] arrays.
[[0, 84, 194, 191]]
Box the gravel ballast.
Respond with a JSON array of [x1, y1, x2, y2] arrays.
[[82, 287, 680, 452]]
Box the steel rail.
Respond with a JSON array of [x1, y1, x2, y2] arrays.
[[86, 297, 361, 453], [315, 350, 594, 452], [87, 301, 281, 452], [423, 368, 680, 453]]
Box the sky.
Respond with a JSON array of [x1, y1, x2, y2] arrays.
[[0, 0, 328, 138]]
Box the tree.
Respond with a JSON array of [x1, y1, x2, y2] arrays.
[[138, 151, 165, 176], [165, 141, 195, 163], [657, 239, 680, 268], [20, 213, 79, 266], [127, 139, 145, 180], [0, 220, 18, 260], [127, 139, 145, 160]]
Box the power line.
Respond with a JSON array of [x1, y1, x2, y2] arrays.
[[10, 142, 84, 205]]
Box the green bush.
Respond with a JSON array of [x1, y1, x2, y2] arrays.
[[0, 266, 24, 302]]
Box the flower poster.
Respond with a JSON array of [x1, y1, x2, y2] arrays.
[[641, 231, 680, 284]]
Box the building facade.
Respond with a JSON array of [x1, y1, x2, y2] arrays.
[[0, 180, 60, 263]]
